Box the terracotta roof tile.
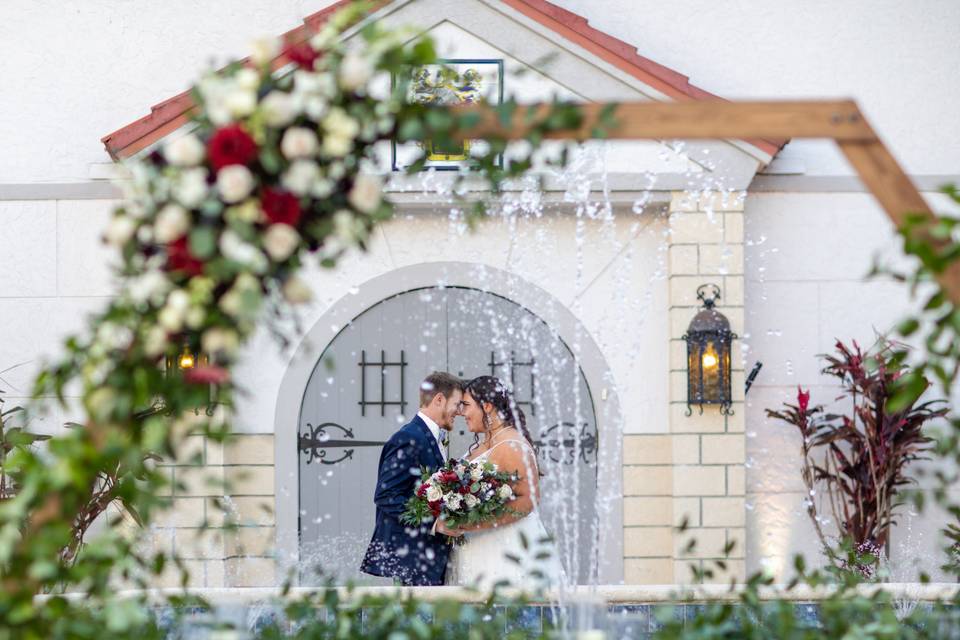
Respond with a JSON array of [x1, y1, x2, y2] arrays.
[[101, 0, 786, 160]]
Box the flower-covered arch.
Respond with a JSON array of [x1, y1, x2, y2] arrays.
[[1, 2, 595, 631]]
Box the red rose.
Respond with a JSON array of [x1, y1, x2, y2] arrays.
[[185, 365, 231, 385], [285, 42, 319, 70], [207, 124, 258, 171], [797, 386, 810, 414], [458, 485, 469, 495], [428, 500, 441, 517], [166, 236, 204, 276], [261, 188, 302, 226], [416, 483, 428, 498], [438, 470, 459, 484]]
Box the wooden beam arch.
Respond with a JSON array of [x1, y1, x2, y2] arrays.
[[457, 100, 959, 302]]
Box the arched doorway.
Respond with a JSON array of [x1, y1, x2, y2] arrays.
[[274, 263, 624, 585], [298, 286, 598, 584]]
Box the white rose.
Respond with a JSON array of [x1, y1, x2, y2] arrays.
[[333, 209, 366, 244], [309, 25, 338, 52], [498, 485, 514, 501], [158, 304, 184, 332], [321, 108, 359, 157], [321, 134, 352, 158], [464, 494, 479, 509], [185, 306, 205, 329], [339, 51, 374, 91], [201, 327, 240, 357], [328, 162, 346, 180], [218, 289, 242, 317], [172, 168, 209, 208], [261, 90, 297, 127], [250, 37, 281, 66], [159, 289, 190, 332], [97, 322, 133, 351], [225, 87, 256, 118], [302, 95, 329, 121], [281, 275, 313, 304], [218, 273, 261, 318], [262, 223, 300, 262], [199, 78, 232, 125], [348, 173, 382, 213], [219, 229, 266, 271], [470, 465, 483, 481], [311, 178, 335, 199], [105, 215, 137, 246], [425, 485, 442, 502], [163, 133, 205, 167], [280, 127, 319, 159], [323, 108, 359, 137], [234, 67, 261, 91], [154, 204, 191, 243], [281, 160, 319, 196], [128, 269, 170, 305], [143, 325, 168, 358], [216, 165, 255, 203], [226, 200, 262, 224]]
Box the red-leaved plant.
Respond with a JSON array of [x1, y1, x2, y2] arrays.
[[766, 338, 947, 574]]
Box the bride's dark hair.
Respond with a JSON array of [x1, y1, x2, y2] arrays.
[[464, 376, 539, 462]]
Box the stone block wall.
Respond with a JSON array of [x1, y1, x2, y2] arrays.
[[153, 433, 276, 587], [622, 191, 747, 584]]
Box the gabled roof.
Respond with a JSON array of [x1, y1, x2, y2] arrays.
[[100, 0, 786, 160]]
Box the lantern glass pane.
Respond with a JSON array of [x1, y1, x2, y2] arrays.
[[702, 339, 721, 400]]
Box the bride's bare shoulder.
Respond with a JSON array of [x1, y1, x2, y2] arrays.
[[489, 436, 533, 461]]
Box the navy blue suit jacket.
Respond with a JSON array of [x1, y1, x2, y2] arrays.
[[360, 415, 451, 585]]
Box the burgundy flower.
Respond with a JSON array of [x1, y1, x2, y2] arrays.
[[185, 365, 231, 385], [285, 42, 319, 70], [797, 386, 810, 414], [207, 124, 258, 171], [416, 483, 428, 498], [428, 500, 441, 517], [261, 188, 302, 226], [438, 470, 459, 484], [166, 236, 204, 276]]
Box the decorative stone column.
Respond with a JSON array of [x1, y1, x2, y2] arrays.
[[622, 191, 746, 584], [154, 433, 277, 587]]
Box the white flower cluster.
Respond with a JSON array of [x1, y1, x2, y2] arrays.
[[98, 9, 417, 375]]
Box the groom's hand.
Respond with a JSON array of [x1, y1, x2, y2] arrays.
[[435, 520, 463, 537]]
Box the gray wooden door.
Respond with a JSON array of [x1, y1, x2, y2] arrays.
[[297, 287, 599, 584]]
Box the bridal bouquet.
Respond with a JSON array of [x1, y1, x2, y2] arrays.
[[400, 458, 519, 545]]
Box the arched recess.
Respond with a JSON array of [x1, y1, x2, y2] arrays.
[[274, 261, 624, 584]]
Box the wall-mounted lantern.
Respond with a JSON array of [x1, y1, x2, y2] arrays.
[[165, 342, 208, 372], [682, 284, 737, 415]]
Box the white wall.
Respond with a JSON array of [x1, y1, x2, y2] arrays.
[[551, 0, 960, 177], [0, 1, 331, 182], [743, 190, 960, 580], [1, 0, 957, 582]]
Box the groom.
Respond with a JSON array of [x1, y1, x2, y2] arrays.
[[360, 371, 462, 585]]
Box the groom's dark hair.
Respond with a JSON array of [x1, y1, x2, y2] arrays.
[[419, 372, 463, 407]]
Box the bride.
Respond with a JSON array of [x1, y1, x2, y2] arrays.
[[437, 376, 566, 591]]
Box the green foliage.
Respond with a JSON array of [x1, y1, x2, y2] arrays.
[[0, 1, 602, 636], [766, 338, 945, 567]]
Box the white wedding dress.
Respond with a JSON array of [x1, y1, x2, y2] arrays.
[[445, 440, 566, 592]]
